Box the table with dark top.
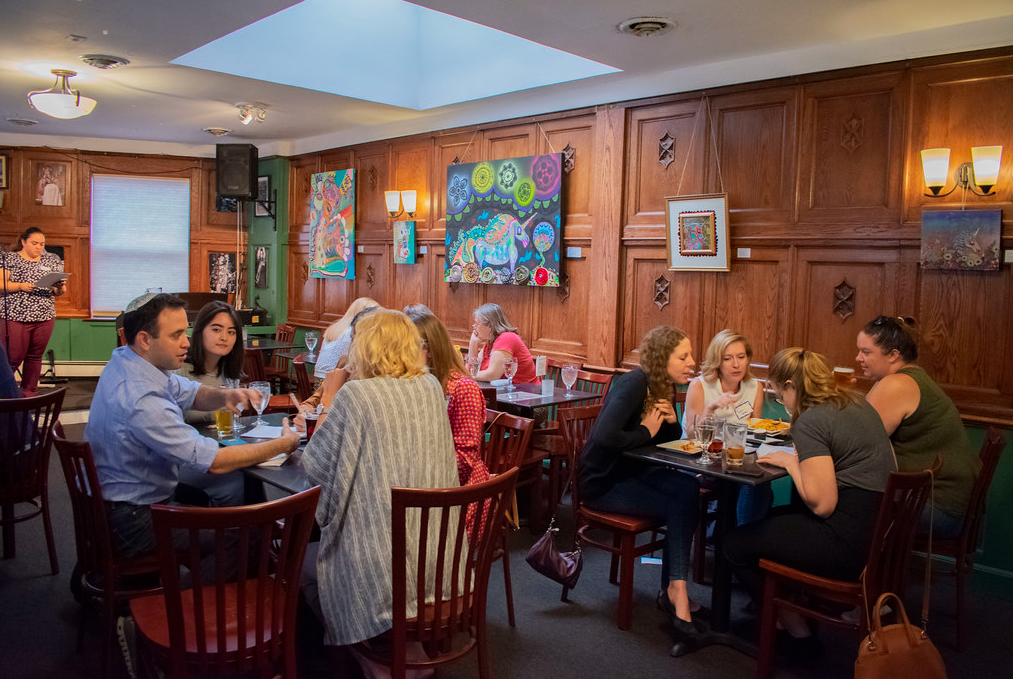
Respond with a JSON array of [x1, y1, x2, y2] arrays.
[[243, 337, 298, 352], [625, 439, 789, 657], [235, 413, 315, 495]]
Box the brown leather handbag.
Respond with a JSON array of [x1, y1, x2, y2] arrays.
[[854, 592, 946, 679]]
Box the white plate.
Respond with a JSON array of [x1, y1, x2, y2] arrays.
[[657, 439, 704, 456]]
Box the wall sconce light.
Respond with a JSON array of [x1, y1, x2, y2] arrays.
[[236, 103, 267, 125], [385, 190, 417, 219], [27, 69, 97, 119], [921, 146, 1003, 197]]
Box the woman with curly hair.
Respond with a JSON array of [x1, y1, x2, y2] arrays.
[[724, 348, 895, 644], [578, 325, 702, 639]]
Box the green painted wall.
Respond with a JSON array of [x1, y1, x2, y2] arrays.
[[247, 157, 290, 326]]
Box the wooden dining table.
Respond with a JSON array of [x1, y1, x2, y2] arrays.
[[625, 437, 789, 657], [235, 413, 315, 495]]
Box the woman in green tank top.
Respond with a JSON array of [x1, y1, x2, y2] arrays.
[[856, 315, 979, 538]]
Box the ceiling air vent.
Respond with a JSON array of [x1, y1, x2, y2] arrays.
[[79, 54, 130, 70], [7, 117, 39, 127], [617, 16, 676, 38]]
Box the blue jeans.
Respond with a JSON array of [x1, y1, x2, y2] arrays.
[[583, 466, 699, 585], [918, 503, 963, 540]]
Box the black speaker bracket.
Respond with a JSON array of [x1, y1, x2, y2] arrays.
[[248, 188, 278, 230]]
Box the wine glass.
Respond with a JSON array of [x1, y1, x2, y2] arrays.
[[502, 359, 518, 395], [561, 363, 579, 395], [250, 380, 272, 426], [694, 415, 716, 465], [304, 330, 320, 361]]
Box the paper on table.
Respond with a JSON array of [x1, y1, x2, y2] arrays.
[[243, 424, 283, 439], [257, 453, 288, 468], [756, 443, 795, 458]]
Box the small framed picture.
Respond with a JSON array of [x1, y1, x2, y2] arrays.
[[255, 175, 271, 217], [35, 161, 69, 206], [209, 252, 237, 293], [254, 245, 269, 288], [216, 195, 238, 213], [0, 154, 8, 189], [664, 193, 730, 272]]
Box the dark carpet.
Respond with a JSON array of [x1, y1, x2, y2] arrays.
[[38, 377, 98, 411], [1, 424, 1008, 678]]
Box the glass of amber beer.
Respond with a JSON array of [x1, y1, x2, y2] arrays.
[[724, 422, 748, 467], [215, 408, 235, 439], [833, 366, 855, 386]]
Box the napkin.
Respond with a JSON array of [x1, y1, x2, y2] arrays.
[[490, 378, 509, 387], [756, 443, 796, 458], [257, 453, 289, 468], [243, 424, 283, 439]]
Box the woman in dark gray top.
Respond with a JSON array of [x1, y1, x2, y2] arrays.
[[724, 347, 895, 641]]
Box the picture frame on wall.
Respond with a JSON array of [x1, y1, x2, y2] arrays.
[[255, 175, 270, 217], [254, 245, 269, 288], [35, 160, 69, 206], [0, 154, 8, 189], [664, 193, 730, 272], [216, 195, 238, 212]]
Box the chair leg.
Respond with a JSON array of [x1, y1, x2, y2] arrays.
[[501, 532, 515, 627], [756, 574, 778, 679], [609, 534, 621, 585], [616, 533, 635, 630], [476, 603, 492, 679], [102, 597, 116, 679], [955, 558, 967, 651], [692, 515, 707, 585], [561, 584, 570, 603], [42, 497, 59, 575]]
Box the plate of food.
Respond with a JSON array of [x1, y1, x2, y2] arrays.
[[746, 418, 791, 435], [657, 439, 703, 456]]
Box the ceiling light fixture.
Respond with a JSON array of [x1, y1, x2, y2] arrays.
[[617, 16, 677, 38], [203, 126, 231, 138], [236, 103, 267, 125], [27, 69, 96, 119], [79, 54, 130, 70]]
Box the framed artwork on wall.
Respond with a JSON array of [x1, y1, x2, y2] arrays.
[[0, 154, 8, 189], [394, 220, 415, 264], [254, 245, 269, 288], [255, 176, 270, 217], [209, 252, 237, 293], [216, 195, 238, 212], [35, 160, 69, 206], [664, 194, 730, 272], [920, 209, 1001, 271], [308, 169, 355, 279]]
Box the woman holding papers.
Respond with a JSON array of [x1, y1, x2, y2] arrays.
[[1, 227, 66, 397], [723, 348, 895, 645]]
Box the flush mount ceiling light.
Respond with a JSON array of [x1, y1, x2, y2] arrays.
[[617, 16, 677, 38], [27, 69, 97, 119], [236, 102, 267, 125], [79, 53, 130, 70], [203, 126, 231, 137]]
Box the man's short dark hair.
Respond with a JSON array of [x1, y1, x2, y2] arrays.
[[123, 293, 186, 345]]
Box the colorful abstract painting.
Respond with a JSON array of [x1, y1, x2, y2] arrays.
[[921, 209, 1001, 271], [309, 169, 355, 279], [394, 220, 415, 264], [445, 154, 562, 286]]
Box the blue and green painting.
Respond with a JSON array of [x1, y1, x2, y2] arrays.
[[445, 154, 562, 286], [309, 169, 355, 279]]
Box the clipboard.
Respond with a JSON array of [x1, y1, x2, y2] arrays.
[[35, 272, 70, 288]]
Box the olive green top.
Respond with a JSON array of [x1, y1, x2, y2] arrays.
[[892, 365, 979, 516]]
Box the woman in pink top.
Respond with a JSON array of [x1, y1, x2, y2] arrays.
[[467, 303, 539, 384]]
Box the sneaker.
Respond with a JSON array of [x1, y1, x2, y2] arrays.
[[116, 615, 137, 679], [841, 602, 892, 625]]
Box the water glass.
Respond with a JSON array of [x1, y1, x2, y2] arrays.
[[250, 380, 272, 425], [502, 359, 518, 393], [695, 415, 717, 464], [304, 330, 320, 361], [561, 363, 579, 395]]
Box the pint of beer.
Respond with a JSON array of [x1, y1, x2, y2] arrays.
[[215, 408, 235, 439], [833, 366, 856, 386], [724, 423, 748, 467]]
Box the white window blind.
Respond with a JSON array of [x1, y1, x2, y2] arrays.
[[90, 175, 191, 316]]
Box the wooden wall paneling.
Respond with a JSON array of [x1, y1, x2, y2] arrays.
[[286, 238, 321, 327], [706, 247, 791, 366], [391, 250, 428, 313], [537, 115, 596, 240], [44, 235, 87, 317], [710, 87, 798, 226], [906, 55, 1013, 224], [23, 149, 78, 225], [352, 145, 390, 238], [531, 243, 589, 359], [431, 131, 482, 238], [391, 141, 431, 227], [483, 124, 537, 164], [0, 148, 24, 225], [797, 71, 906, 224], [288, 156, 321, 233], [624, 100, 704, 232], [352, 243, 389, 312], [621, 245, 705, 365], [432, 246, 482, 343], [791, 246, 910, 371], [317, 279, 348, 328], [204, 166, 240, 227]]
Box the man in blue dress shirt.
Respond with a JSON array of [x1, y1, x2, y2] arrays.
[[86, 293, 300, 558]]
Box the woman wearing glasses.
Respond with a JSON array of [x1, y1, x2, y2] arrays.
[[466, 302, 539, 384], [723, 348, 895, 645], [856, 315, 978, 538]]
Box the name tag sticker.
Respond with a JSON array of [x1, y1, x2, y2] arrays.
[[733, 401, 753, 419]]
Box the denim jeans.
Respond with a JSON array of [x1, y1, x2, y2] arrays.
[[583, 466, 699, 585]]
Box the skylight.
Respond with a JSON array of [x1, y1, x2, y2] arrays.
[[171, 0, 620, 110]]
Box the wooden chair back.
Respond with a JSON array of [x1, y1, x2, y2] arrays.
[[479, 386, 498, 409], [558, 403, 603, 511], [242, 347, 267, 382], [0, 388, 65, 574], [958, 427, 1006, 554], [865, 469, 933, 600], [570, 369, 612, 405], [269, 323, 297, 373], [292, 356, 313, 403], [130, 487, 320, 679], [359, 469, 518, 679], [482, 409, 534, 475]]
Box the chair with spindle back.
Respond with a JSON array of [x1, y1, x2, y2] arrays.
[[263, 323, 296, 392]]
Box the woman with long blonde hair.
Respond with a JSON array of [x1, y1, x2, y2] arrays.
[[724, 348, 895, 644], [302, 309, 461, 657], [578, 325, 702, 640], [313, 296, 378, 378]]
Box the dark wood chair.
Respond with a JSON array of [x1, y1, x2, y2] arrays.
[[0, 387, 65, 574], [130, 487, 321, 679], [355, 469, 519, 679], [292, 356, 313, 403], [756, 469, 933, 679], [559, 404, 665, 629], [913, 426, 1007, 650], [482, 409, 534, 627], [242, 346, 267, 382], [52, 426, 162, 679], [264, 323, 296, 392]]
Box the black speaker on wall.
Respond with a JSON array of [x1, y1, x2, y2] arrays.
[[216, 143, 258, 198]]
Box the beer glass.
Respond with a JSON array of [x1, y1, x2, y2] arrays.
[[724, 422, 748, 467]]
